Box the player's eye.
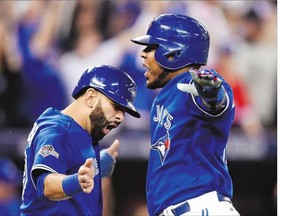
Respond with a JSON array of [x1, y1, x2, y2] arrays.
[[143, 45, 158, 53], [112, 102, 125, 113]]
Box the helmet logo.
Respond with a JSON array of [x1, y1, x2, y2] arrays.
[[128, 86, 136, 101], [195, 22, 209, 39]]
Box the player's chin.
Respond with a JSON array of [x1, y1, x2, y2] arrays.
[[146, 80, 159, 89], [145, 78, 153, 88]]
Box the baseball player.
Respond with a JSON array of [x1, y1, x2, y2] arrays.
[[20, 65, 140, 215], [131, 14, 241, 216]]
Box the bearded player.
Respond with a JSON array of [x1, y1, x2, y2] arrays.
[[20, 65, 140, 215]]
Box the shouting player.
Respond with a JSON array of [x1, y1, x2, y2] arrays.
[[20, 65, 140, 215], [131, 14, 241, 216]]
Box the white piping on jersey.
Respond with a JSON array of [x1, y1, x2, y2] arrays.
[[190, 90, 230, 117], [31, 164, 58, 189]]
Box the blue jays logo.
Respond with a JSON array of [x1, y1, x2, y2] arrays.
[[128, 86, 136, 101], [151, 130, 170, 165]]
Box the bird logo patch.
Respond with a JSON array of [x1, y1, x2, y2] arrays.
[[151, 130, 170, 165]]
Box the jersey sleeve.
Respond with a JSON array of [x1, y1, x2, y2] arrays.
[[30, 129, 71, 188]]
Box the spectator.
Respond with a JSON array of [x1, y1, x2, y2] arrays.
[[0, 1, 27, 127], [233, 5, 277, 128], [0, 157, 22, 216], [213, 43, 268, 160], [57, 1, 105, 104], [16, 1, 67, 124]]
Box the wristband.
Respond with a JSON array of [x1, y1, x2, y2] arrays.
[[62, 173, 82, 197], [100, 150, 115, 178]]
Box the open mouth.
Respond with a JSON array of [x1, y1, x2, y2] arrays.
[[143, 63, 150, 78], [103, 123, 118, 135], [143, 63, 149, 70], [106, 124, 117, 130]]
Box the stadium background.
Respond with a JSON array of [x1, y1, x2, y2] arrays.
[[0, 1, 277, 215]]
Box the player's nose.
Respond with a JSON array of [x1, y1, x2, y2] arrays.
[[115, 110, 124, 123], [140, 50, 147, 59]]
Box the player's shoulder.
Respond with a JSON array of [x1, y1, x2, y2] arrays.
[[38, 108, 72, 129], [169, 71, 193, 87], [34, 108, 74, 140]]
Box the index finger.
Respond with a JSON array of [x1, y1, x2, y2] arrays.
[[106, 139, 120, 155], [83, 158, 94, 168]]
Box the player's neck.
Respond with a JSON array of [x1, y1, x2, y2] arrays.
[[61, 101, 91, 132]]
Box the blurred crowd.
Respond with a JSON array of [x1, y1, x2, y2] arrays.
[[0, 1, 277, 215]]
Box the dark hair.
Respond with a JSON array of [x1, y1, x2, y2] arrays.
[[73, 87, 90, 99]]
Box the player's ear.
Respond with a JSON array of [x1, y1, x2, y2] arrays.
[[85, 88, 98, 108]]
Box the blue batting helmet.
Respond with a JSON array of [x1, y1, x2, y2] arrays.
[[131, 14, 210, 70], [72, 65, 141, 118]]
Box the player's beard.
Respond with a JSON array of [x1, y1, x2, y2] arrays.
[[89, 102, 109, 143], [147, 69, 169, 89]]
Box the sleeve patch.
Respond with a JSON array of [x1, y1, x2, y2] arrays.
[[38, 145, 59, 159]]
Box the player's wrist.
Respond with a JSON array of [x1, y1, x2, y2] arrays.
[[195, 86, 227, 114], [62, 173, 82, 197], [100, 150, 116, 178], [193, 80, 222, 102], [201, 85, 225, 104]]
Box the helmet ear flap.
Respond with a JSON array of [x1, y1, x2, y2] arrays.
[[155, 45, 185, 70], [163, 48, 183, 59]]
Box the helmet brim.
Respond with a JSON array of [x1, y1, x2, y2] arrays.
[[100, 89, 141, 118], [131, 35, 154, 46], [125, 105, 141, 118], [117, 101, 141, 118]]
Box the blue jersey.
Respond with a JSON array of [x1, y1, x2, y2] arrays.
[[146, 72, 235, 215], [20, 108, 102, 216]]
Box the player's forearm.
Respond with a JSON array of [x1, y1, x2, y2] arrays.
[[43, 173, 70, 201], [35, 159, 95, 201]]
